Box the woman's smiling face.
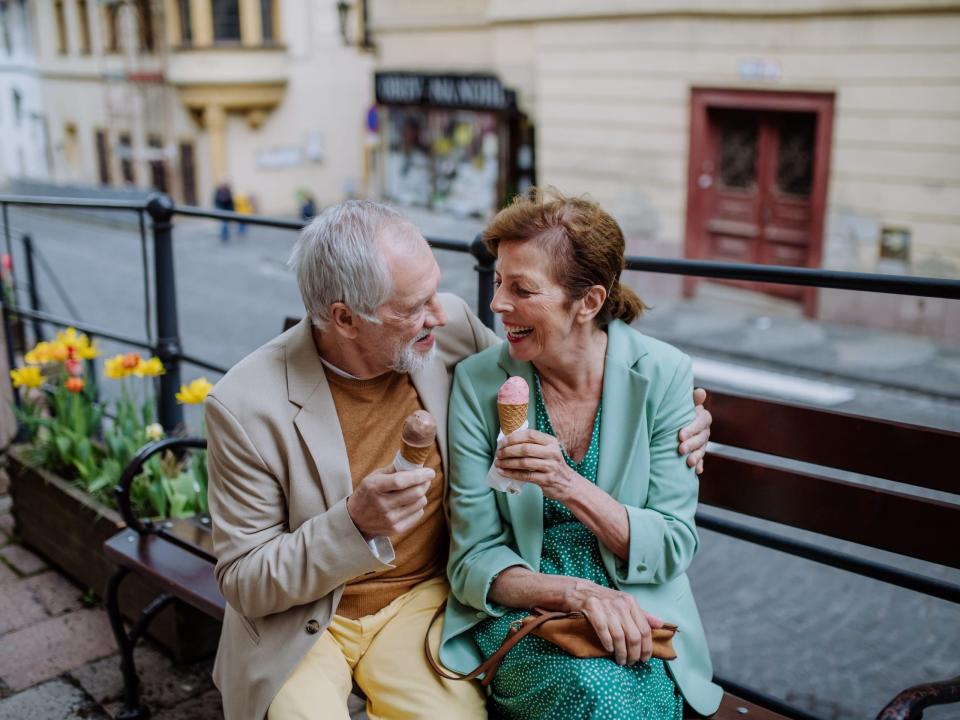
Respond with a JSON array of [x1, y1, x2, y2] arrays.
[[490, 240, 579, 363]]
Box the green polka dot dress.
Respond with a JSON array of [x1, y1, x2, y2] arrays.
[[471, 373, 684, 720]]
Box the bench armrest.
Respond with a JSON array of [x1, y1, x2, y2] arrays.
[[876, 675, 960, 720], [113, 437, 208, 536]]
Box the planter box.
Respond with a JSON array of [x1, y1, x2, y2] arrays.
[[7, 445, 220, 662]]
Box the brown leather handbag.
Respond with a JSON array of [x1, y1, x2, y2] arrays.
[[425, 602, 679, 688]]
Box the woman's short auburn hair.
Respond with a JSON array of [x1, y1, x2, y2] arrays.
[[483, 187, 646, 326]]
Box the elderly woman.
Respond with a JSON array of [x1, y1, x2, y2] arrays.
[[438, 189, 723, 719]]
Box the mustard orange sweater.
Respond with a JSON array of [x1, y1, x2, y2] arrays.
[[325, 367, 447, 619]]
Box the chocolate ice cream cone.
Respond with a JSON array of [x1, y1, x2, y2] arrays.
[[400, 441, 432, 466]]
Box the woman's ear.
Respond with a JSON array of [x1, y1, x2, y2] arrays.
[[577, 285, 607, 323]]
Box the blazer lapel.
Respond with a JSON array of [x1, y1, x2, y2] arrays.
[[410, 353, 452, 477], [596, 321, 649, 497], [285, 320, 353, 508], [496, 345, 544, 564]]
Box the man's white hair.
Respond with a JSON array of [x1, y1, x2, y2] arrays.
[[288, 199, 418, 330]]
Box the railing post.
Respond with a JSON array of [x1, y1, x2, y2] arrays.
[[22, 235, 44, 343], [0, 270, 19, 414], [146, 193, 183, 433], [469, 233, 496, 330]]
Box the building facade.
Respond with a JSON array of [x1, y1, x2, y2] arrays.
[[23, 0, 371, 214], [0, 0, 49, 183], [369, 0, 960, 336]]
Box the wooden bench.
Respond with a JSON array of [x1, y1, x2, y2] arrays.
[[700, 389, 960, 719], [102, 390, 960, 720]]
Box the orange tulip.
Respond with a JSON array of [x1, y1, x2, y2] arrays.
[[121, 352, 141, 370], [65, 377, 85, 393]]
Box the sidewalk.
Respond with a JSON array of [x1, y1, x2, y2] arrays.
[[0, 469, 222, 720]]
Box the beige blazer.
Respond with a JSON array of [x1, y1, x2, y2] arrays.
[[205, 293, 497, 720]]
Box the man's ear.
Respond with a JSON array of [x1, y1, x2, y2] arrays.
[[329, 303, 359, 339], [577, 285, 607, 324]]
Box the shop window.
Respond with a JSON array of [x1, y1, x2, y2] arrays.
[[95, 129, 111, 185], [382, 107, 502, 217], [76, 0, 91, 54], [212, 0, 240, 43], [54, 0, 68, 54], [148, 135, 168, 192], [118, 132, 135, 184], [177, 0, 192, 43]]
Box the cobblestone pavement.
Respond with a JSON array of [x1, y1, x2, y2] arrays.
[[0, 471, 223, 720]]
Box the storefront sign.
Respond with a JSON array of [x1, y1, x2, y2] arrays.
[[375, 72, 510, 111]]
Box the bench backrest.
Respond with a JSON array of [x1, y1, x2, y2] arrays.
[[701, 390, 960, 569]]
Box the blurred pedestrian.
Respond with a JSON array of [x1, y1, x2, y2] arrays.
[[235, 192, 253, 238], [297, 189, 317, 222], [213, 180, 235, 243]]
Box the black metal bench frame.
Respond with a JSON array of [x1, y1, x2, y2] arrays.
[[104, 437, 220, 720]]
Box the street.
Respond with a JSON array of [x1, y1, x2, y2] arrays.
[[3, 206, 958, 719]]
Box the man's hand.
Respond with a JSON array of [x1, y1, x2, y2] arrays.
[[679, 387, 711, 475], [346, 464, 433, 538]]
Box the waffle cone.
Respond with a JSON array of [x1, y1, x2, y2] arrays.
[[498, 402, 528, 435], [400, 442, 431, 466]]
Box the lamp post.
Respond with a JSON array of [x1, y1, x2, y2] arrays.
[[335, 0, 374, 50]]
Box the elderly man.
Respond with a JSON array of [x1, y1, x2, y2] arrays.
[[205, 200, 711, 720]]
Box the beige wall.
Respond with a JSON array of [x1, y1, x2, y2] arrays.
[[215, 0, 373, 214], [372, 3, 960, 282]]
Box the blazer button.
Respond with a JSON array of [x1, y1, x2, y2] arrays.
[[305, 619, 321, 635]]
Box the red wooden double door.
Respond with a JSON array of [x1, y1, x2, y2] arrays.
[[684, 89, 835, 314]]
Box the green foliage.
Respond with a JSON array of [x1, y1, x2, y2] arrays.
[[17, 356, 208, 521], [18, 381, 103, 484]]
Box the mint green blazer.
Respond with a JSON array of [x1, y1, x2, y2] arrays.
[[440, 320, 723, 716]]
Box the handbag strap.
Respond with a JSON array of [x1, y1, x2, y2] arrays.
[[424, 601, 569, 688]]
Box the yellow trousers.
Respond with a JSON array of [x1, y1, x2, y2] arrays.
[[268, 577, 486, 720]]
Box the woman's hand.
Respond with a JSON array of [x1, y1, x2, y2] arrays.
[[494, 429, 583, 501], [564, 579, 664, 666]]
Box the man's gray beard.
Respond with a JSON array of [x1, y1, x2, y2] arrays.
[[389, 337, 437, 374]]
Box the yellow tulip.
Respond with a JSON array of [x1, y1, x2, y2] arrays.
[[145, 422, 165, 441], [24, 341, 57, 365], [10, 366, 43, 388], [54, 327, 99, 360], [133, 357, 165, 378], [176, 377, 213, 405], [104, 354, 131, 380]]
